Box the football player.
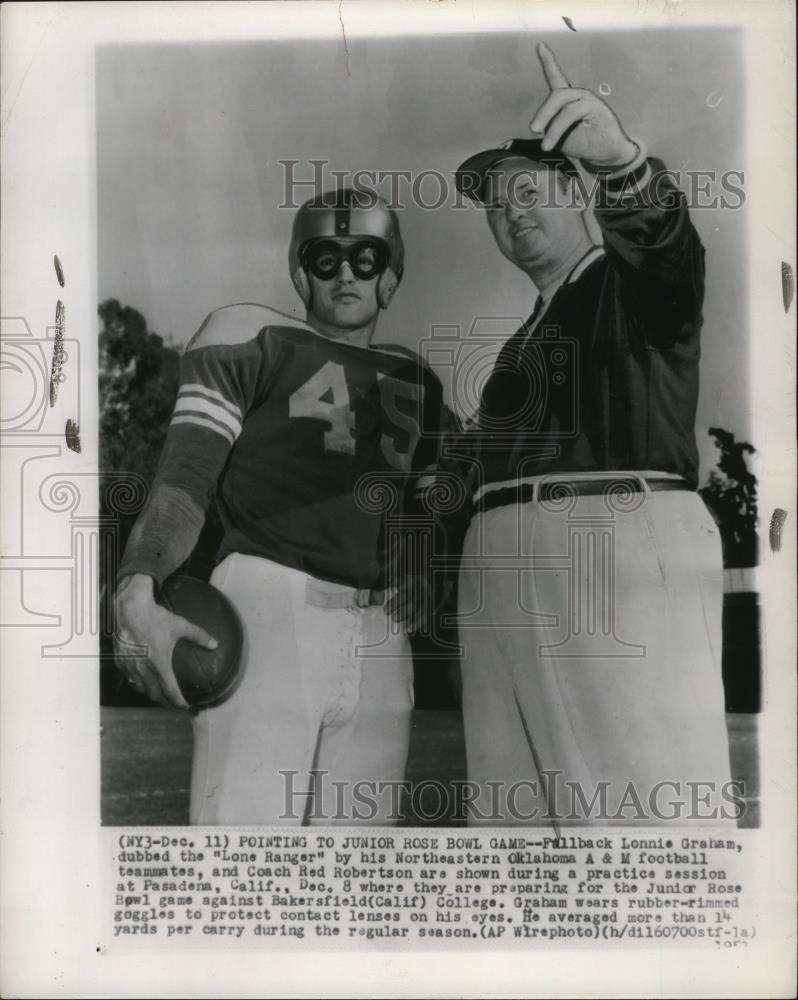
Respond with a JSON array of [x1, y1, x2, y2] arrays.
[[114, 188, 444, 825]]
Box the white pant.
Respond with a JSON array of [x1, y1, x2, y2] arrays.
[[458, 477, 734, 827], [190, 554, 414, 825]]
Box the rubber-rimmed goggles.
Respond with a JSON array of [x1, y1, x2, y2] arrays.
[[300, 238, 389, 281]]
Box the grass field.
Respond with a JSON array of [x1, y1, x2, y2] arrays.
[[101, 708, 759, 827], [101, 707, 468, 826]]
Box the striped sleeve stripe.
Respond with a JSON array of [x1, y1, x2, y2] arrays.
[[173, 394, 243, 438], [178, 383, 242, 419], [170, 413, 237, 446], [599, 140, 651, 195]]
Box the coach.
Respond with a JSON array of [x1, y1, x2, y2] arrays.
[[452, 43, 734, 826]]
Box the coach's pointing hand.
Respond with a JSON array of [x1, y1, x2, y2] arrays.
[[114, 574, 216, 709], [530, 42, 638, 169]]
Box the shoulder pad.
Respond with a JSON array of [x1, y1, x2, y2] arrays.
[[186, 303, 313, 353]]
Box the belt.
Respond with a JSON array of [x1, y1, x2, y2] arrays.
[[475, 473, 693, 516], [305, 581, 389, 610]]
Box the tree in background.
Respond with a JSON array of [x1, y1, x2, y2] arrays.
[[98, 299, 180, 702], [99, 299, 180, 484], [699, 427, 758, 569]]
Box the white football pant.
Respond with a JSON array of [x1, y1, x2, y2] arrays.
[[190, 553, 414, 825], [458, 476, 735, 827]]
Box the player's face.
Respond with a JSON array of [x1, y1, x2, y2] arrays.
[[306, 241, 382, 335], [483, 158, 584, 274]]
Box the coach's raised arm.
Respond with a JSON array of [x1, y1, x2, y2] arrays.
[[534, 42, 703, 306]]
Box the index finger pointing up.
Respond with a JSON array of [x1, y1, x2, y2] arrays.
[[538, 42, 571, 90]]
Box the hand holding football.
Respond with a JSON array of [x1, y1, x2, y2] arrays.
[[158, 575, 244, 708]]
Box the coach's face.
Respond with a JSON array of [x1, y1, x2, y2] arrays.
[[484, 158, 584, 275], [308, 260, 381, 335]]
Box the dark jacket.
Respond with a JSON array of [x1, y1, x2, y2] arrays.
[[475, 157, 705, 490]]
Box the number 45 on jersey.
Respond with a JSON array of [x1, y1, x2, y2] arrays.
[[289, 360, 424, 472]]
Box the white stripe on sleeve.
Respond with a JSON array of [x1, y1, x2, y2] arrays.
[[179, 383, 242, 419], [173, 394, 243, 438]]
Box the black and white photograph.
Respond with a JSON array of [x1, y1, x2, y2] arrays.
[[1, 1, 795, 996], [97, 18, 757, 829]]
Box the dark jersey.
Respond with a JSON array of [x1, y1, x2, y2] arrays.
[[474, 157, 705, 490], [121, 304, 443, 590]]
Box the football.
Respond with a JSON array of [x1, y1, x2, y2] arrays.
[[158, 575, 244, 709]]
